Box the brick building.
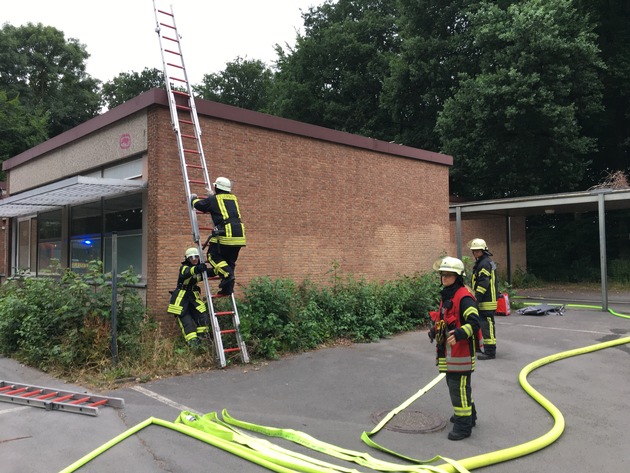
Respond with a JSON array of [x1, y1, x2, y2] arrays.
[[0, 88, 454, 321]]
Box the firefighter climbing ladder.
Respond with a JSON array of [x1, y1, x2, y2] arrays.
[[152, 2, 249, 368], [0, 380, 124, 417]]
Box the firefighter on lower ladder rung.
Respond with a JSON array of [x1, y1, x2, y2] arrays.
[[167, 247, 213, 349], [191, 177, 246, 296]]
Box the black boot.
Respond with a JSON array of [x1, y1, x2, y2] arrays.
[[448, 430, 471, 441], [218, 277, 235, 295], [448, 415, 472, 440], [478, 352, 495, 360], [450, 413, 476, 427]]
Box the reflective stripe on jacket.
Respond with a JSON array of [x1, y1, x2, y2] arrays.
[[471, 253, 498, 311], [192, 193, 246, 247], [167, 263, 208, 315]]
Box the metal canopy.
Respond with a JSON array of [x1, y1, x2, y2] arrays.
[[0, 176, 147, 218], [449, 188, 630, 219], [450, 187, 630, 311]]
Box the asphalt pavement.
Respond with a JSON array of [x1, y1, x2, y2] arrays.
[[1, 290, 629, 472]]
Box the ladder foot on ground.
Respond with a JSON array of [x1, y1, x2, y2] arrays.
[[153, 1, 249, 368]]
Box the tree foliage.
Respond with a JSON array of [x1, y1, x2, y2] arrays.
[[101, 67, 165, 110], [0, 91, 47, 179], [2, 1, 629, 200], [0, 22, 100, 139], [193, 58, 273, 111], [572, 0, 630, 183], [435, 0, 604, 198], [381, 0, 473, 151], [269, 0, 401, 140]]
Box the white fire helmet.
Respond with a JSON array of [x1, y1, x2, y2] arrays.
[[468, 238, 488, 251], [213, 177, 232, 192], [185, 247, 200, 259], [432, 256, 465, 276]]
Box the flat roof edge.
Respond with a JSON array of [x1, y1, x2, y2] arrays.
[[4, 87, 452, 170]]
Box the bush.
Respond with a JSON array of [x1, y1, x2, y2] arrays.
[[0, 261, 146, 374], [0, 262, 442, 385], [239, 270, 439, 359]]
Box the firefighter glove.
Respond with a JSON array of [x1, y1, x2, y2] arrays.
[[195, 263, 207, 273], [428, 327, 436, 343]]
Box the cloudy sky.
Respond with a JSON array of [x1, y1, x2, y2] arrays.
[[3, 0, 324, 85]]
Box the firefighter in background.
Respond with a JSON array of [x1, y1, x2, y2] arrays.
[[167, 247, 211, 348], [428, 256, 481, 440], [469, 238, 499, 360], [191, 177, 246, 296]]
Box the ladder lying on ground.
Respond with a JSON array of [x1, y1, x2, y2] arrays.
[[152, 2, 249, 368], [0, 381, 124, 417]]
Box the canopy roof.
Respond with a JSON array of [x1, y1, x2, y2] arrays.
[[0, 176, 147, 218]]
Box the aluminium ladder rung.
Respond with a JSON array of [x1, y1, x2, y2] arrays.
[[0, 380, 124, 416], [154, 1, 249, 368], [215, 311, 234, 317]]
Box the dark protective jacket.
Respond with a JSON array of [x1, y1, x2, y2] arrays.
[[430, 283, 481, 373], [167, 261, 209, 316], [471, 252, 499, 312], [192, 191, 246, 247]]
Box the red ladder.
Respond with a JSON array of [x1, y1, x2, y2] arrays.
[[152, 2, 249, 367], [0, 381, 124, 416]]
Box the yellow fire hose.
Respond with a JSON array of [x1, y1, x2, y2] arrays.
[[60, 301, 630, 473]]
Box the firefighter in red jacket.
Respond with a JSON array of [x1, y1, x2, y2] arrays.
[[167, 247, 212, 348], [191, 177, 246, 295], [428, 256, 481, 440]]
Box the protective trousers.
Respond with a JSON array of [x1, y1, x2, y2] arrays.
[[207, 243, 241, 294], [446, 372, 475, 434], [177, 308, 210, 343], [479, 310, 497, 356]]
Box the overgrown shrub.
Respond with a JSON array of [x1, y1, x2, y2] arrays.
[[239, 270, 440, 359], [0, 261, 443, 385], [0, 261, 146, 373]]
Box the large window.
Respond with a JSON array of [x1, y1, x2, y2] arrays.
[[104, 194, 143, 275], [38, 210, 62, 275], [70, 202, 103, 274], [17, 218, 37, 272], [69, 193, 143, 276]]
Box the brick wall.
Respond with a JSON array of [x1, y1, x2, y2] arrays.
[[147, 106, 452, 320], [448, 216, 527, 282]]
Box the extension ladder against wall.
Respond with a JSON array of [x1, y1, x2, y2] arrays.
[[152, 2, 249, 368], [0, 380, 124, 416]]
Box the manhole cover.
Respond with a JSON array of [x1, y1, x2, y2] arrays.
[[371, 409, 447, 434]]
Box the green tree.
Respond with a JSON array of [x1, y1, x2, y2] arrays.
[[0, 91, 48, 179], [269, 0, 401, 140], [0, 22, 101, 139], [573, 0, 630, 183], [381, 0, 474, 151], [101, 67, 165, 110], [193, 58, 273, 111], [436, 0, 604, 198]]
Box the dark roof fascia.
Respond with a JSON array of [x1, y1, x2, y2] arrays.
[[4, 88, 452, 171]]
